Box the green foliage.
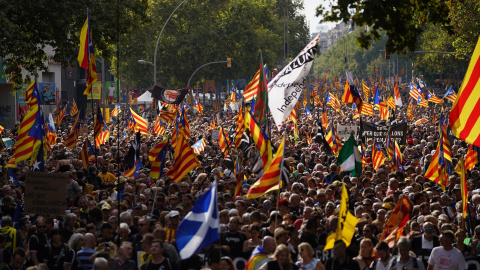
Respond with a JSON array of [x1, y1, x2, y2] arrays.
[[114, 0, 309, 89], [0, 0, 148, 87], [316, 0, 452, 54]]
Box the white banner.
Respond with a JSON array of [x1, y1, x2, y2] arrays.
[[337, 125, 359, 139], [268, 33, 321, 130]]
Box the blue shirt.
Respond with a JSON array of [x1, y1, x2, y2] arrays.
[[77, 247, 97, 270]]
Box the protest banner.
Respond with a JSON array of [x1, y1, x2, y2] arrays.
[[337, 125, 359, 139], [25, 172, 67, 216], [360, 121, 408, 145]]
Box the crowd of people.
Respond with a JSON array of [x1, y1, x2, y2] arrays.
[[0, 86, 475, 270]]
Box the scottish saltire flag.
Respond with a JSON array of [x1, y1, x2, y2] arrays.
[[176, 180, 219, 259], [7, 168, 19, 187]]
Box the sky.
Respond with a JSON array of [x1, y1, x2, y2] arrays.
[[302, 1, 335, 35]]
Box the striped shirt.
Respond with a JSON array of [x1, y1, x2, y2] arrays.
[[77, 247, 97, 270]]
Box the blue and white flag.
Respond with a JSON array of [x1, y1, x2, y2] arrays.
[[176, 181, 219, 259], [7, 168, 20, 186]]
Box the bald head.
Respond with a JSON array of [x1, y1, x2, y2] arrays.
[[262, 236, 276, 254], [84, 233, 96, 248]]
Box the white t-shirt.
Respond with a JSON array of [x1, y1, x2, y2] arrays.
[[108, 86, 115, 96], [427, 246, 467, 270]]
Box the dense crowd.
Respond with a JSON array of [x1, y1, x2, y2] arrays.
[[0, 89, 475, 270]]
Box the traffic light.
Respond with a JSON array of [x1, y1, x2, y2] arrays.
[[385, 47, 391, 60], [227, 58, 232, 68]]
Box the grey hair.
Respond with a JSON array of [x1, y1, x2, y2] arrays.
[[396, 236, 411, 249], [68, 233, 84, 250]]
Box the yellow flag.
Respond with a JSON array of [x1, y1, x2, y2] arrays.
[[324, 183, 358, 250], [455, 158, 468, 218]]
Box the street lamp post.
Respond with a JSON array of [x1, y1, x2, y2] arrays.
[[187, 60, 229, 105], [153, 0, 187, 85]]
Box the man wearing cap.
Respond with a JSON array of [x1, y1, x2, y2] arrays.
[[278, 199, 290, 217], [164, 211, 180, 244]]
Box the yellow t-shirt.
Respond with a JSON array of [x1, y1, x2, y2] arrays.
[[98, 172, 116, 184]]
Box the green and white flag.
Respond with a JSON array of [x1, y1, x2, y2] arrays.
[[336, 134, 362, 176]]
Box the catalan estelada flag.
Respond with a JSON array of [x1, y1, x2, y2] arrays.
[[417, 94, 429, 107], [110, 103, 121, 117], [387, 96, 396, 110], [192, 139, 206, 155], [246, 136, 285, 200], [427, 91, 443, 104], [55, 104, 68, 125], [342, 82, 363, 110], [234, 103, 246, 150], [148, 138, 169, 179], [362, 80, 370, 100], [425, 120, 452, 190], [244, 111, 272, 170], [130, 108, 150, 135], [444, 85, 457, 103], [94, 105, 106, 140], [409, 82, 420, 100], [253, 52, 268, 125], [193, 93, 203, 115], [125, 158, 143, 178], [153, 116, 166, 136], [450, 36, 480, 147], [78, 9, 97, 95], [372, 139, 385, 170], [95, 123, 110, 147], [305, 107, 312, 120], [166, 132, 201, 182], [25, 81, 41, 109], [159, 109, 177, 124]]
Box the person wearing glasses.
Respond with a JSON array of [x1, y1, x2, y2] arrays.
[[411, 221, 439, 268], [28, 217, 50, 266]]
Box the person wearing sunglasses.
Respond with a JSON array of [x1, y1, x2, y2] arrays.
[[411, 221, 440, 269], [28, 217, 50, 266]]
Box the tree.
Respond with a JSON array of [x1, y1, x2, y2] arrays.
[[316, 0, 452, 54], [0, 0, 148, 87], [114, 0, 309, 89]]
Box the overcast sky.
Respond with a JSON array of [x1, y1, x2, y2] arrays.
[[302, 1, 335, 34]]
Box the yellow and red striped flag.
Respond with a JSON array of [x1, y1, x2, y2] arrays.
[[466, 144, 479, 170], [79, 138, 95, 169], [233, 157, 242, 200], [425, 122, 452, 190], [234, 103, 246, 150], [407, 102, 414, 121], [65, 113, 81, 149], [243, 68, 261, 102], [0, 125, 3, 134], [159, 110, 177, 124], [288, 108, 298, 137], [6, 105, 40, 168], [409, 83, 420, 100], [94, 106, 106, 140], [148, 138, 169, 179], [153, 116, 166, 136], [362, 81, 370, 100], [372, 140, 385, 170], [450, 36, 480, 147], [55, 104, 68, 125], [244, 111, 272, 170], [314, 96, 322, 106], [129, 108, 149, 135], [210, 116, 216, 130], [360, 102, 374, 116], [110, 103, 122, 117], [246, 136, 285, 200], [378, 101, 389, 120], [166, 132, 202, 182], [417, 94, 429, 107], [394, 76, 401, 100], [95, 125, 110, 147], [78, 10, 97, 95], [218, 126, 230, 157], [70, 99, 79, 115], [427, 91, 444, 104], [387, 96, 396, 110]]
